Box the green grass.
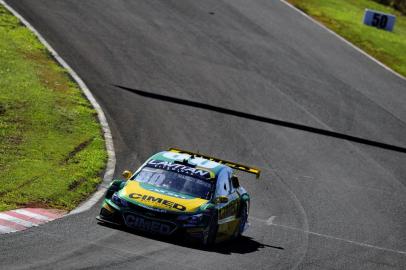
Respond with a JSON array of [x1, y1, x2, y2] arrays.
[[287, 0, 406, 77], [0, 5, 107, 211]]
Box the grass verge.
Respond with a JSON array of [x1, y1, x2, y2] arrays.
[[0, 4, 107, 211], [287, 0, 406, 77]]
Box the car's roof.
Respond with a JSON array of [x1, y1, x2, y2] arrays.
[[146, 151, 230, 178]]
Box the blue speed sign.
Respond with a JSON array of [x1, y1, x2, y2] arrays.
[[363, 9, 396, 31]]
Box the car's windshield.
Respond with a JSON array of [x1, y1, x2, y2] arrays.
[[132, 167, 213, 200]]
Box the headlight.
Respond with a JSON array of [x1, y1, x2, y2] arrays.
[[177, 213, 204, 225], [111, 192, 128, 207]]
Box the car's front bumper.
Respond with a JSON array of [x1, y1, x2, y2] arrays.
[[98, 199, 209, 241]]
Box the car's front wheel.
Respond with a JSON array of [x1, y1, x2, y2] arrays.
[[202, 212, 218, 246], [105, 180, 124, 199]]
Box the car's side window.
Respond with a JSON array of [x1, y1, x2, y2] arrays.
[[223, 179, 230, 193], [228, 171, 235, 194], [215, 169, 230, 197]]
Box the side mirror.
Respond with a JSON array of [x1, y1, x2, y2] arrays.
[[122, 170, 133, 180], [215, 196, 229, 204], [231, 176, 240, 188]]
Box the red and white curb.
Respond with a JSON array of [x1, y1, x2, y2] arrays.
[[0, 208, 65, 234]]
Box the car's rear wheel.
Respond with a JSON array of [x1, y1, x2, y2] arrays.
[[237, 203, 248, 237]]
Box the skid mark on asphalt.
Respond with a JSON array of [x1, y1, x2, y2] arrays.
[[115, 84, 406, 154], [0, 208, 65, 235], [251, 216, 406, 256]]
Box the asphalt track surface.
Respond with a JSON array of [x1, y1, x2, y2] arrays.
[[1, 0, 406, 269]]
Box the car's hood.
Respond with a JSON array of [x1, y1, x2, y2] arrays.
[[120, 181, 209, 213]]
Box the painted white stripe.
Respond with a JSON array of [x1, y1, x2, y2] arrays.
[[0, 0, 116, 216], [0, 213, 38, 227], [251, 216, 406, 256], [68, 188, 107, 215], [218, 216, 237, 225], [14, 210, 50, 221], [266, 216, 276, 225], [0, 224, 17, 234]]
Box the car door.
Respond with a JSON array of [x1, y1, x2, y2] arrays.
[[215, 169, 240, 238]]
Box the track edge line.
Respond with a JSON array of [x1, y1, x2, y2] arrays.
[[280, 0, 406, 81]]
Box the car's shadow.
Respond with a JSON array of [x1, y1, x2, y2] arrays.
[[97, 221, 284, 255], [208, 236, 284, 255]]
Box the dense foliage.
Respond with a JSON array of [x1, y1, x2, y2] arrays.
[[374, 0, 406, 14]]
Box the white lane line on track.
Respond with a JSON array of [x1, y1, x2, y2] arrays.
[[266, 216, 276, 226], [13, 210, 50, 221], [280, 0, 405, 81], [0, 224, 17, 233], [0, 213, 38, 227], [266, 216, 276, 225], [0, 0, 116, 216], [251, 216, 406, 256]]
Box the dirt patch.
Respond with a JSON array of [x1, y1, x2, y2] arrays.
[[23, 51, 70, 92], [7, 135, 23, 145], [17, 201, 50, 209], [61, 138, 93, 164], [0, 176, 38, 197], [0, 104, 5, 115], [68, 178, 86, 191], [14, 201, 67, 214]]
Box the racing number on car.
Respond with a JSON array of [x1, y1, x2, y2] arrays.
[[137, 170, 166, 185]]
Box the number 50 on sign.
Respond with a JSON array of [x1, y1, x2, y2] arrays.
[[363, 9, 396, 31]]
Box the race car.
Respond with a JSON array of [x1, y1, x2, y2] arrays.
[[97, 148, 260, 245]]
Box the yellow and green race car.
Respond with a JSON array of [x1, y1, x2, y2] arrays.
[[97, 148, 260, 245]]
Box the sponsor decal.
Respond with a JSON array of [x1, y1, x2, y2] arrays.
[[218, 199, 239, 220], [143, 186, 189, 199], [139, 204, 167, 213], [125, 214, 173, 234], [147, 160, 210, 179], [129, 193, 187, 211]]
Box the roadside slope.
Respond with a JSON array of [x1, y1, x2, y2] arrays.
[[0, 4, 107, 211]]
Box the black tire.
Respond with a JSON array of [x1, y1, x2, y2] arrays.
[[237, 203, 248, 237], [105, 180, 123, 199], [203, 212, 218, 246]]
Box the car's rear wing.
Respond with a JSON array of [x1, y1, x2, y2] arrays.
[[168, 148, 261, 179]]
